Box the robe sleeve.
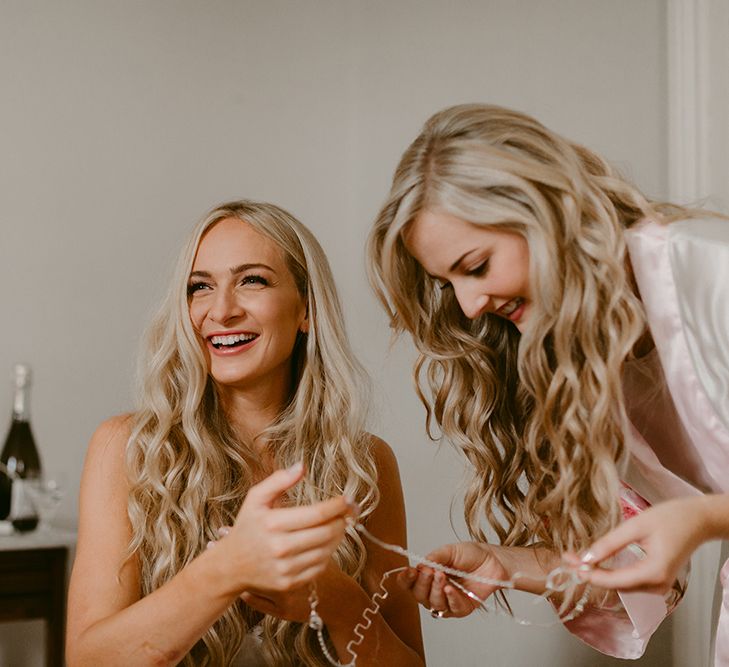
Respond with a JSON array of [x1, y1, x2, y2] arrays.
[[558, 482, 687, 659]]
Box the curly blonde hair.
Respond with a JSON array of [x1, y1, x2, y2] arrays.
[[127, 200, 378, 665], [367, 103, 689, 556]]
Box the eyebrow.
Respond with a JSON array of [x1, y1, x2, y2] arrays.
[[424, 249, 479, 282], [189, 263, 276, 279], [449, 249, 477, 273]]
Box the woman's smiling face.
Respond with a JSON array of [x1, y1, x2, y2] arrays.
[[404, 209, 532, 331], [187, 217, 307, 393]]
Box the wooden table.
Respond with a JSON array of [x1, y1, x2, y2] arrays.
[[0, 527, 76, 667]]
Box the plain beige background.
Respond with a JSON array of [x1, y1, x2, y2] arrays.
[[0, 1, 723, 666]]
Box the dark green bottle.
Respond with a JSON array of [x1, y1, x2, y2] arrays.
[[0, 364, 42, 530]]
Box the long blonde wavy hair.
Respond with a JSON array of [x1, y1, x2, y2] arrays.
[[368, 104, 690, 556], [126, 200, 378, 665]]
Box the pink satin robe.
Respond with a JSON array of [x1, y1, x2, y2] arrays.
[[562, 217, 729, 663]]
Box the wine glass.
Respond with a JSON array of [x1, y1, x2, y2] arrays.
[[24, 478, 64, 532]]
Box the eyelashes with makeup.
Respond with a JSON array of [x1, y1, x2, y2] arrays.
[[466, 259, 490, 277], [436, 259, 490, 290], [186, 274, 269, 295], [240, 274, 268, 287], [187, 281, 209, 296]]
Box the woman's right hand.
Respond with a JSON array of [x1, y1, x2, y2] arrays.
[[214, 462, 354, 594], [397, 542, 509, 618]]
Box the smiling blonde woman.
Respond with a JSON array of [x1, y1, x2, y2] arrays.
[[368, 104, 729, 663], [67, 200, 424, 666]]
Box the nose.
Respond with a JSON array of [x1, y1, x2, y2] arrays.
[[209, 287, 245, 324], [452, 281, 490, 320]]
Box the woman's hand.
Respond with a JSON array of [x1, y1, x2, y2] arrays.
[[397, 542, 509, 618], [240, 585, 311, 623], [571, 496, 716, 595], [212, 463, 354, 594], [239, 559, 348, 623]]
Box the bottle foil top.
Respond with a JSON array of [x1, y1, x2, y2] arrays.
[[13, 363, 31, 389]]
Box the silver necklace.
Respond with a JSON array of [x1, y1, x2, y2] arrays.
[[307, 521, 591, 666]]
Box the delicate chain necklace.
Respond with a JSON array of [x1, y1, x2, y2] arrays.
[[307, 521, 591, 666]]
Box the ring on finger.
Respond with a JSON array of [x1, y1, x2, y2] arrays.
[[429, 608, 446, 619], [446, 577, 485, 606]]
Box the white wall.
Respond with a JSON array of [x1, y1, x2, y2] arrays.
[[0, 2, 674, 665], [705, 0, 729, 213]]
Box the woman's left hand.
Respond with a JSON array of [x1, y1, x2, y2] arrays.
[[239, 585, 311, 623], [397, 542, 510, 618], [239, 558, 348, 622], [570, 496, 711, 595]]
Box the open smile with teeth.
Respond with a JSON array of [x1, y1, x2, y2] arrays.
[[497, 297, 523, 317], [209, 333, 259, 349]]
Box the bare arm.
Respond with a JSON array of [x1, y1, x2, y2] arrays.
[[401, 540, 557, 609], [239, 436, 426, 665], [66, 416, 352, 666], [322, 436, 425, 665]]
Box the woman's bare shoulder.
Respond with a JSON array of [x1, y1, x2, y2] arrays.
[[87, 413, 134, 455], [366, 433, 402, 486], [81, 413, 136, 486], [91, 412, 134, 444], [367, 433, 397, 465], [362, 433, 407, 536]]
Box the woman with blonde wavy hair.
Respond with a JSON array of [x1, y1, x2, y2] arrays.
[[367, 104, 729, 662], [67, 200, 425, 666]]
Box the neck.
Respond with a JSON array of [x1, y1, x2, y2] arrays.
[[632, 327, 656, 358], [217, 378, 291, 450], [625, 255, 655, 359]]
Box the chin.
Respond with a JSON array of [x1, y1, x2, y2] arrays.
[[513, 309, 529, 333], [209, 365, 250, 386]]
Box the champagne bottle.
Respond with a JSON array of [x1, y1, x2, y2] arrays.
[[0, 363, 42, 531]]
